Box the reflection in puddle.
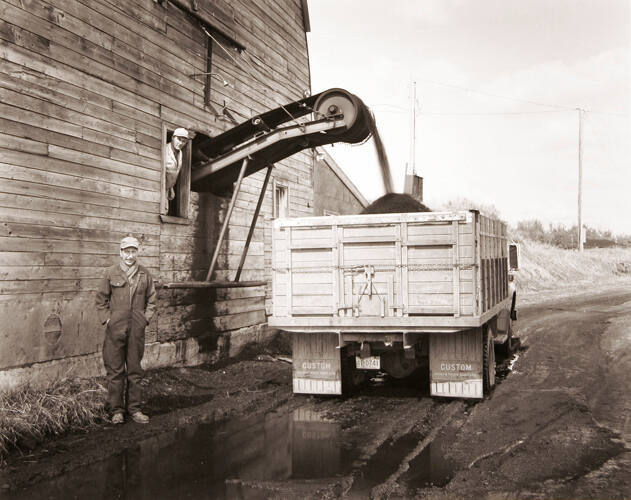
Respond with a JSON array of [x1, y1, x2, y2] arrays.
[[6, 408, 350, 500], [399, 435, 458, 489]]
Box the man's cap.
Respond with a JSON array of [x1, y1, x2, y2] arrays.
[[173, 127, 190, 139], [120, 236, 140, 249]]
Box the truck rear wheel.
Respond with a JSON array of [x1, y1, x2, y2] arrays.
[[483, 326, 496, 394]]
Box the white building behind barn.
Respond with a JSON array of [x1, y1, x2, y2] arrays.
[[0, 0, 367, 389]]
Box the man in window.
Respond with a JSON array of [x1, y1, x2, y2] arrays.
[[164, 127, 191, 214]]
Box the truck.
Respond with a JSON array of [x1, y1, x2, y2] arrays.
[[269, 209, 518, 399]]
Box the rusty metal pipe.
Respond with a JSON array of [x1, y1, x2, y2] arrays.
[[206, 158, 249, 281]]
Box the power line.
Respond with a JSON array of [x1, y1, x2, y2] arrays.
[[415, 77, 626, 116], [419, 110, 568, 116], [370, 106, 568, 116]]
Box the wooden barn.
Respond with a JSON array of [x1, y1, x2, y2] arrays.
[[0, 0, 368, 388]]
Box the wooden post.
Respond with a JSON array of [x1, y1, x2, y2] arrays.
[[235, 164, 273, 281], [206, 158, 249, 281]]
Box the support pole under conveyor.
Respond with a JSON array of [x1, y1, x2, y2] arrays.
[[205, 158, 249, 281], [235, 163, 273, 282]]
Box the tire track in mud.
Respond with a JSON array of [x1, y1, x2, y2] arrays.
[[330, 398, 463, 499], [366, 401, 463, 499]]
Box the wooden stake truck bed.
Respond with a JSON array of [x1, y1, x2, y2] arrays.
[[269, 210, 514, 399]]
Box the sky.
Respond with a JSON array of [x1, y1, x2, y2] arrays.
[[306, 0, 631, 235]]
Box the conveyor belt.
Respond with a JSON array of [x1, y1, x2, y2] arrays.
[[191, 88, 373, 192]]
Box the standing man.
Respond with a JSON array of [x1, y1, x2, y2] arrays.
[[164, 127, 191, 214], [96, 236, 156, 424]]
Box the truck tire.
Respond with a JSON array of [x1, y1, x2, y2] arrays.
[[483, 326, 496, 394]]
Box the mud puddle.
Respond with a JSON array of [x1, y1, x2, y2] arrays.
[[398, 434, 459, 489], [3, 406, 358, 500]]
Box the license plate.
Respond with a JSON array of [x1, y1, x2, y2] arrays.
[[356, 356, 380, 370]]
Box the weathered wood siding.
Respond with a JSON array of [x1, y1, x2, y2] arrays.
[[312, 148, 367, 217], [0, 0, 311, 373]]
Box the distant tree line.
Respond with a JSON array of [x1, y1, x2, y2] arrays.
[[438, 198, 631, 249], [514, 220, 631, 249]]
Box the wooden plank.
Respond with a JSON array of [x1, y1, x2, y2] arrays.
[[293, 295, 333, 307], [209, 296, 265, 316], [289, 272, 331, 284], [0, 221, 160, 245], [286, 226, 292, 315], [0, 150, 160, 198], [0, 265, 105, 280], [0, 116, 110, 158], [409, 294, 473, 307], [409, 269, 474, 282], [0, 236, 158, 256], [401, 222, 409, 315], [394, 223, 402, 316], [274, 212, 469, 229], [0, 193, 157, 225], [407, 223, 473, 236], [291, 248, 332, 265], [0, 66, 159, 139], [408, 305, 474, 315], [0, 278, 104, 294], [331, 223, 338, 313], [0, 1, 202, 97], [287, 282, 334, 296], [0, 101, 83, 139], [0, 85, 139, 143], [343, 225, 396, 238], [0, 37, 158, 116], [0, 251, 45, 266], [46, 252, 159, 268], [290, 227, 333, 240], [212, 309, 266, 331], [409, 281, 474, 294], [0, 206, 160, 236], [0, 163, 160, 211], [342, 244, 397, 262]]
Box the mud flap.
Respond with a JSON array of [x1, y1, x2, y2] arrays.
[[292, 333, 342, 395], [430, 328, 483, 399]]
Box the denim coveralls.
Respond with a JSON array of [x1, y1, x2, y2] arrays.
[[95, 264, 156, 414]]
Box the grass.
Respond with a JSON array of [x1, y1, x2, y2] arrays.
[[0, 377, 107, 462], [513, 237, 631, 292]]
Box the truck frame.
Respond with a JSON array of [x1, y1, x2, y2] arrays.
[[269, 209, 516, 399]]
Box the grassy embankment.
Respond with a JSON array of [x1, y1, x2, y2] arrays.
[[513, 236, 631, 293], [2, 239, 631, 462]]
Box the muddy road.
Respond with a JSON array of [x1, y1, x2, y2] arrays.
[[2, 286, 630, 499]]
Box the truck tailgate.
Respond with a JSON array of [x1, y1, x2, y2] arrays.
[[270, 211, 510, 332]]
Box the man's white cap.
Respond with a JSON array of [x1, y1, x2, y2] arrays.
[[173, 127, 190, 139], [120, 236, 140, 249]]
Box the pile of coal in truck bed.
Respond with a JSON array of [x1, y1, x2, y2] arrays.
[[361, 193, 431, 214]]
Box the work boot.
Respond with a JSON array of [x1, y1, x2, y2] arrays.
[[111, 412, 125, 425], [131, 411, 150, 424]]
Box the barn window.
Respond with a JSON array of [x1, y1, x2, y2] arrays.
[[161, 126, 192, 221], [273, 181, 289, 218]]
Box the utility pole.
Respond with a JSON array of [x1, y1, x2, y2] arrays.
[[577, 108, 584, 252], [404, 81, 417, 194]]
